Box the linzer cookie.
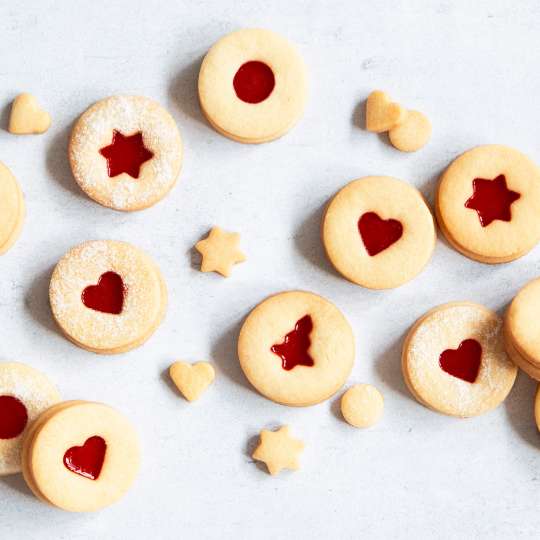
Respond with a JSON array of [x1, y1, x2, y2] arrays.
[[0, 161, 25, 255], [69, 95, 183, 211], [436, 145, 540, 263], [322, 176, 436, 289], [237, 291, 354, 406], [21, 400, 140, 512], [402, 302, 517, 417], [0, 362, 60, 475], [49, 240, 167, 354], [198, 28, 308, 144]]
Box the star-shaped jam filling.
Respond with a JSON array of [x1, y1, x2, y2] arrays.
[[464, 174, 521, 227], [271, 315, 314, 371], [99, 130, 154, 179]]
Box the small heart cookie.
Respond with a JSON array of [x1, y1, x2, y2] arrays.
[[9, 93, 51, 135], [169, 361, 215, 402], [365, 90, 407, 133]]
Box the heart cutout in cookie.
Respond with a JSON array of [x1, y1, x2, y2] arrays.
[[82, 271, 125, 315], [9, 93, 51, 135], [63, 436, 107, 480], [169, 361, 215, 402], [365, 90, 407, 133], [439, 339, 482, 383], [358, 212, 403, 256]]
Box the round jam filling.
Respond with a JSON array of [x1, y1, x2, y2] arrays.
[[0, 395, 28, 439], [233, 61, 275, 104]]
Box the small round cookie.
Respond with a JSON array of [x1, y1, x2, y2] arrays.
[[436, 145, 540, 263], [22, 401, 140, 512], [0, 362, 60, 475], [238, 291, 354, 406], [322, 176, 436, 289], [388, 111, 431, 152], [0, 161, 25, 255], [341, 384, 384, 428], [198, 28, 308, 144], [49, 240, 167, 354], [69, 96, 182, 211], [402, 302, 517, 417]]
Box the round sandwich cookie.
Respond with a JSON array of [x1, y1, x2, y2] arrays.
[[49, 240, 167, 354], [504, 277, 540, 380], [0, 363, 60, 475], [322, 176, 436, 289], [21, 401, 140, 512], [436, 145, 540, 263], [535, 385, 540, 431], [69, 95, 183, 211], [238, 290, 354, 406], [0, 161, 25, 255], [402, 302, 517, 418], [198, 28, 308, 144]]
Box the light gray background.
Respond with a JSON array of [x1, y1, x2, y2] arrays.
[[1, 1, 539, 538]]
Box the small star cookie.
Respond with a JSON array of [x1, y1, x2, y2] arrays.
[[252, 426, 304, 476], [195, 227, 246, 277]]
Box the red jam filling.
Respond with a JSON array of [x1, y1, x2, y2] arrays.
[[99, 130, 154, 179], [82, 271, 125, 315], [63, 436, 107, 481], [271, 315, 314, 371], [439, 339, 482, 383], [464, 174, 521, 227], [233, 61, 275, 104], [358, 212, 403, 256], [0, 395, 28, 439]]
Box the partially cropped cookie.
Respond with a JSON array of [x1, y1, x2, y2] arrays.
[[69, 96, 183, 211], [0, 161, 25, 255], [49, 240, 167, 354], [402, 302, 517, 417], [322, 177, 435, 289], [198, 28, 308, 144]]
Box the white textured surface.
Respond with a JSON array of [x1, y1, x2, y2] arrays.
[[1, 1, 540, 538]]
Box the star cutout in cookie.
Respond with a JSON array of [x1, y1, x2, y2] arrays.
[[464, 174, 521, 227], [195, 227, 246, 277], [99, 130, 154, 179], [252, 426, 304, 476]]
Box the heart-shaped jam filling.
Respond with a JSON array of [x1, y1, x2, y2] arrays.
[[271, 315, 314, 371], [99, 130, 154, 179], [358, 211, 403, 256], [464, 174, 521, 227], [439, 339, 482, 383], [82, 271, 125, 315], [63, 436, 107, 480], [0, 395, 28, 439], [233, 61, 275, 104]]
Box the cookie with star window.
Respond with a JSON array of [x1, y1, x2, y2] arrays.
[[436, 145, 540, 263], [237, 291, 354, 406], [69, 95, 183, 211]]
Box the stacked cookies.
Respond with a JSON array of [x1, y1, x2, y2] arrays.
[[0, 162, 25, 255]]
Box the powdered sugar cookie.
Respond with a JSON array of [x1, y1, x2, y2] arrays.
[[0, 161, 25, 255], [22, 401, 140, 512], [388, 110, 431, 152], [0, 362, 60, 475], [436, 145, 540, 263], [341, 384, 384, 428], [69, 95, 182, 211], [402, 302, 517, 417], [49, 240, 167, 354], [238, 291, 354, 406], [322, 177, 436, 289], [198, 28, 307, 144]]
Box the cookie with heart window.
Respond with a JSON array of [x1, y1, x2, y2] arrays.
[[69, 95, 183, 211], [198, 28, 308, 144], [49, 240, 167, 354], [238, 291, 354, 406], [436, 145, 540, 263], [402, 302, 517, 418], [322, 176, 436, 289], [21, 400, 140, 512]]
